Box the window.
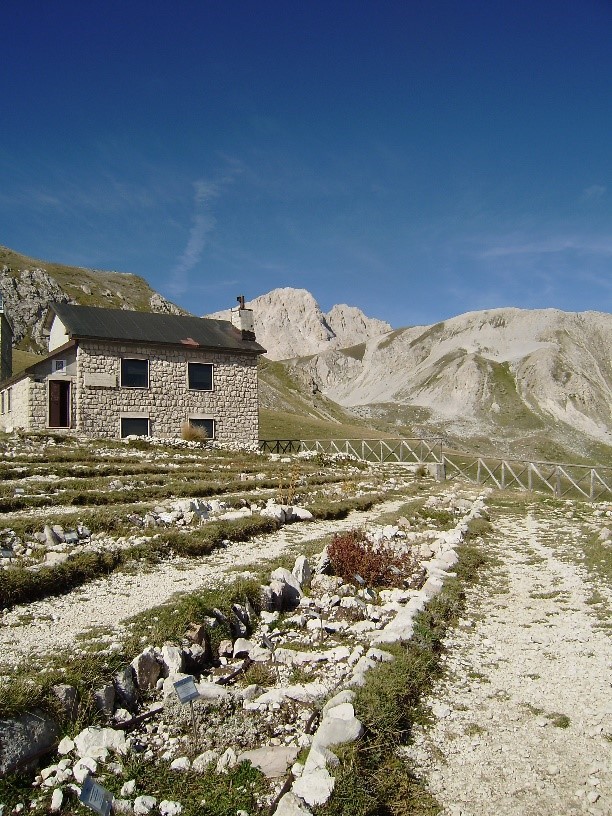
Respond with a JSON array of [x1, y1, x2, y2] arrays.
[[188, 362, 213, 391], [120, 417, 150, 438], [189, 418, 215, 439], [53, 359, 66, 374], [121, 358, 149, 388], [7, 388, 11, 412], [1, 391, 4, 414]]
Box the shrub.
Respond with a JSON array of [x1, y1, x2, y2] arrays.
[[327, 528, 415, 587], [180, 421, 208, 442]]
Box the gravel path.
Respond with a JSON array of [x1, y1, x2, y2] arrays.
[[0, 498, 407, 670], [405, 501, 612, 816]]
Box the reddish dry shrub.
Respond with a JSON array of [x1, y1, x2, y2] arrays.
[[327, 528, 415, 588]]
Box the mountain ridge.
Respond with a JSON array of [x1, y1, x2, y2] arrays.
[[207, 287, 392, 360]]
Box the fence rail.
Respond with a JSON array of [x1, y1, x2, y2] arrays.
[[259, 438, 612, 501], [259, 438, 443, 463]]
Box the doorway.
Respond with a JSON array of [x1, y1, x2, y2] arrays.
[[49, 380, 70, 428]]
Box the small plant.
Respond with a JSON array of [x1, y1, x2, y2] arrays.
[[328, 528, 416, 587], [180, 421, 209, 442]]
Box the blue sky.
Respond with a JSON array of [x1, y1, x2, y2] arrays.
[[2, 1, 611, 327]]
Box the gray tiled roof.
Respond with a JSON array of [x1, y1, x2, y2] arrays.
[[50, 303, 265, 354]]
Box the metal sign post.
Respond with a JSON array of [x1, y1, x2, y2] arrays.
[[173, 676, 200, 747], [79, 777, 113, 816]]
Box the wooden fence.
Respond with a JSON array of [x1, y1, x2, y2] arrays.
[[259, 438, 612, 501]]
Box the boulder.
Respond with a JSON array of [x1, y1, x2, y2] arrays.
[[161, 644, 184, 677], [51, 684, 79, 723], [133, 796, 157, 815], [292, 555, 312, 587], [237, 745, 299, 778], [131, 648, 161, 690], [275, 792, 313, 816], [270, 567, 303, 608], [292, 767, 335, 807], [114, 666, 138, 711], [93, 684, 116, 717], [73, 726, 127, 759], [0, 710, 60, 774], [232, 638, 254, 658], [192, 750, 219, 772]]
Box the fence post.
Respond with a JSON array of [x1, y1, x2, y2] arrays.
[[501, 461, 506, 489], [476, 459, 482, 484], [528, 463, 533, 491], [555, 468, 561, 497], [590, 469, 595, 500]]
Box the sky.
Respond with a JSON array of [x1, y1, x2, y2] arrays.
[[2, 1, 612, 327]]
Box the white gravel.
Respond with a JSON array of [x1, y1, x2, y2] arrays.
[[0, 498, 408, 669], [404, 501, 612, 816]]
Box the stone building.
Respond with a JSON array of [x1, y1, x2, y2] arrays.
[[0, 302, 265, 443]]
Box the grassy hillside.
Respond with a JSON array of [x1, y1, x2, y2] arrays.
[[258, 357, 394, 440], [0, 245, 183, 316]]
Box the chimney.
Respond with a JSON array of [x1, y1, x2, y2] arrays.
[[0, 292, 13, 382], [230, 295, 256, 341]]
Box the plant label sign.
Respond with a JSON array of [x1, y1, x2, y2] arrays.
[[79, 777, 113, 816], [174, 675, 200, 704]]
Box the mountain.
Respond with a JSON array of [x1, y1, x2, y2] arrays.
[[0, 246, 183, 352], [276, 307, 612, 462], [207, 287, 392, 360]]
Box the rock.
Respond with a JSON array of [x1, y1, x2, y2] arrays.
[[216, 747, 238, 773], [237, 746, 300, 778], [274, 792, 313, 816], [233, 638, 254, 658], [112, 799, 133, 814], [120, 780, 136, 798], [292, 767, 335, 806], [161, 644, 184, 677], [73, 757, 97, 784], [114, 666, 138, 711], [192, 750, 219, 772], [0, 710, 60, 775], [170, 756, 190, 771], [261, 503, 287, 523], [183, 623, 207, 645], [131, 648, 161, 690], [44, 524, 61, 546], [218, 639, 233, 658], [74, 726, 127, 759], [183, 642, 211, 674], [292, 555, 312, 587], [94, 684, 116, 717], [322, 690, 355, 715], [292, 507, 314, 522], [50, 789, 63, 812], [270, 567, 303, 608], [133, 796, 157, 816], [57, 737, 75, 755], [159, 802, 182, 816]]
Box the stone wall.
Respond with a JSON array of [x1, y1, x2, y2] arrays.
[[76, 341, 259, 443], [0, 377, 31, 431]]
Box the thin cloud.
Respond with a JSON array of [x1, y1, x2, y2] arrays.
[[478, 235, 612, 259], [581, 184, 606, 202], [168, 162, 243, 297]]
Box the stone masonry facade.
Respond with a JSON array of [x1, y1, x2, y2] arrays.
[[0, 341, 259, 444], [76, 341, 259, 444]]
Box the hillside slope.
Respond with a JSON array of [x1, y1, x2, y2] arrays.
[[281, 307, 612, 461], [0, 246, 183, 351]]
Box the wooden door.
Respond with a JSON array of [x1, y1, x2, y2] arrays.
[[49, 380, 70, 427]]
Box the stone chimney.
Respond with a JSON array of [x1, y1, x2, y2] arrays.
[[230, 295, 256, 341], [0, 292, 13, 382]]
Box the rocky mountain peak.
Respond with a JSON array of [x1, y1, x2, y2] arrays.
[[207, 287, 392, 360]]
